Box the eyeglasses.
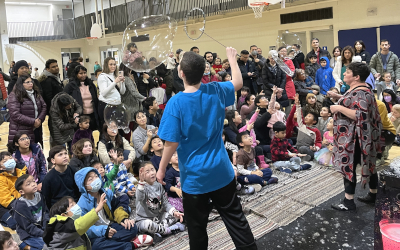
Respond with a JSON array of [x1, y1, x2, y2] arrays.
[[23, 81, 34, 84], [19, 137, 31, 142]]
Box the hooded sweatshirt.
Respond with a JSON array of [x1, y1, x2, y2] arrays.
[[74, 167, 130, 239], [315, 57, 335, 95]]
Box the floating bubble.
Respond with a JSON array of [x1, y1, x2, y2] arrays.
[[276, 31, 302, 59], [184, 8, 206, 40], [270, 50, 295, 77], [104, 104, 130, 134], [121, 15, 178, 73]]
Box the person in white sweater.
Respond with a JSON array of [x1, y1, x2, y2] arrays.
[[97, 57, 126, 128]]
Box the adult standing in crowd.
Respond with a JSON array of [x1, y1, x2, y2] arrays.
[[173, 50, 185, 93], [250, 45, 266, 93], [97, 57, 126, 129], [190, 46, 200, 54], [9, 61, 15, 76], [333, 46, 356, 92], [132, 70, 154, 97], [330, 46, 342, 69], [94, 61, 101, 72], [204, 51, 214, 66], [39, 59, 63, 114], [370, 39, 400, 84], [278, 47, 296, 116], [305, 38, 331, 66], [7, 74, 46, 146], [354, 40, 371, 64], [8, 60, 42, 95], [261, 51, 287, 99], [331, 62, 383, 211], [257, 48, 263, 56], [292, 44, 305, 69], [238, 50, 257, 97], [64, 65, 99, 131]]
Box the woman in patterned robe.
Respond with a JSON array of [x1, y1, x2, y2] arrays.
[[329, 62, 384, 211]]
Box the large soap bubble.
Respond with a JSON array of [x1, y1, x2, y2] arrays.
[[270, 50, 295, 77], [121, 15, 178, 73], [104, 104, 130, 134], [276, 31, 302, 59]]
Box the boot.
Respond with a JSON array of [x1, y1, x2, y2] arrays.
[[357, 192, 376, 204], [331, 198, 356, 211], [257, 155, 269, 169]]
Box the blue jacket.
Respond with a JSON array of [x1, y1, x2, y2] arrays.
[[315, 57, 335, 95], [74, 167, 130, 239], [13, 143, 47, 183]]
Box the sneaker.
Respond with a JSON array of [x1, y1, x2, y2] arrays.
[[302, 155, 312, 162], [158, 224, 172, 235], [264, 157, 272, 163], [267, 177, 278, 185], [132, 234, 153, 248], [279, 166, 292, 174], [331, 198, 356, 211], [240, 185, 255, 195], [376, 158, 383, 166], [236, 182, 242, 191], [357, 192, 376, 204], [300, 164, 312, 170], [152, 233, 163, 244], [248, 184, 262, 192]]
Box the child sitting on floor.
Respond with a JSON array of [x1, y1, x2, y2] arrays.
[[316, 106, 332, 136], [135, 162, 185, 237], [165, 152, 183, 212], [237, 86, 250, 109], [149, 136, 169, 172], [0, 231, 19, 250], [236, 132, 278, 191], [43, 194, 107, 250], [314, 118, 334, 167], [91, 151, 120, 193], [13, 174, 49, 250], [105, 148, 136, 198], [302, 93, 322, 117], [72, 115, 94, 146]]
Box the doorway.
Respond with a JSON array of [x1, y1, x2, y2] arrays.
[[61, 48, 81, 79]]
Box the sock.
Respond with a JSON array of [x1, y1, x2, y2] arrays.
[[175, 222, 186, 231], [344, 197, 355, 205]]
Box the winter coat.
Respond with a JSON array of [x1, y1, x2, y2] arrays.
[[294, 52, 305, 69], [294, 80, 311, 106], [201, 74, 219, 84], [120, 75, 145, 121], [8, 74, 42, 96], [306, 63, 320, 81], [13, 143, 47, 184], [315, 57, 336, 95], [49, 92, 82, 145], [251, 54, 267, 86], [173, 63, 184, 92], [261, 61, 286, 96], [98, 134, 135, 165], [75, 167, 131, 239], [0, 164, 27, 208], [0, 72, 10, 97], [355, 49, 371, 64], [38, 73, 64, 114], [305, 47, 331, 66], [7, 90, 47, 144], [132, 71, 155, 97], [238, 58, 258, 94], [283, 59, 296, 100], [370, 51, 400, 82], [333, 56, 362, 90], [69, 154, 100, 172], [64, 78, 99, 129]]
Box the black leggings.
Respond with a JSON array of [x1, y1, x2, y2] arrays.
[[343, 137, 378, 195], [98, 101, 108, 130]]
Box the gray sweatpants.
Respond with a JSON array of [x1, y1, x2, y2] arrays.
[[136, 213, 177, 235], [273, 157, 302, 171]]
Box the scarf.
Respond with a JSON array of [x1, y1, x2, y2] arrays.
[[26, 89, 38, 118], [43, 70, 61, 84]]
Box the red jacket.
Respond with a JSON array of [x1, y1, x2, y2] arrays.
[[201, 74, 219, 84], [284, 59, 296, 100]]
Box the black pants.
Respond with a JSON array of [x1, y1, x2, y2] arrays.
[[343, 137, 378, 194], [182, 178, 257, 250], [98, 101, 108, 130], [86, 112, 99, 132], [33, 125, 43, 149]]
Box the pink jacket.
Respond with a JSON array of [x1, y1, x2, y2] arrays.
[[238, 111, 258, 148], [240, 103, 255, 120], [267, 92, 286, 128]]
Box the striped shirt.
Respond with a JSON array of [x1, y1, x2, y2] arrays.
[[105, 162, 135, 194]]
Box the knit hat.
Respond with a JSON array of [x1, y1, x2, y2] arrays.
[[14, 60, 29, 73], [306, 93, 316, 100]]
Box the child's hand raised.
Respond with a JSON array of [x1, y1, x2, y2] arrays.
[[139, 168, 146, 183], [95, 193, 107, 213], [297, 153, 307, 157], [259, 90, 265, 96], [272, 86, 278, 94], [255, 108, 260, 114], [108, 150, 118, 163], [246, 121, 254, 131], [173, 210, 184, 223], [294, 93, 300, 105]]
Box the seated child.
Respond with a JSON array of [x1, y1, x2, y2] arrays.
[[72, 115, 94, 146], [310, 85, 324, 104], [220, 72, 236, 111], [302, 93, 322, 117], [13, 175, 49, 250], [389, 104, 400, 145], [75, 167, 152, 249], [92, 154, 119, 193], [316, 106, 332, 136], [135, 162, 185, 236], [305, 54, 320, 81], [0, 231, 19, 250], [222, 131, 238, 165], [293, 69, 315, 106], [314, 119, 334, 167], [105, 148, 136, 198], [149, 136, 169, 171], [267, 86, 286, 139], [165, 152, 183, 212], [237, 86, 250, 109], [122, 42, 142, 66], [0, 152, 27, 230], [43, 194, 107, 250], [376, 99, 397, 165], [270, 122, 311, 173], [236, 132, 278, 190], [294, 94, 322, 161]]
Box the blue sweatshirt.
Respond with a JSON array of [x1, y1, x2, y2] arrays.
[[315, 57, 335, 95]]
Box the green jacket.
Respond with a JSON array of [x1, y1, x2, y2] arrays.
[[370, 51, 400, 82], [43, 209, 99, 250], [103, 164, 120, 192]]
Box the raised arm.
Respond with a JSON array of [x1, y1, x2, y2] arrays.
[[227, 47, 243, 91]]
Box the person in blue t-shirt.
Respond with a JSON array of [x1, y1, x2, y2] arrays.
[[156, 48, 257, 250]]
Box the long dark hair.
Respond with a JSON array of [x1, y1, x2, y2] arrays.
[[102, 123, 123, 146], [14, 74, 41, 103], [7, 131, 30, 154], [225, 110, 239, 134], [49, 196, 73, 218], [354, 40, 366, 52], [67, 62, 81, 79], [383, 89, 398, 105], [332, 46, 342, 57], [72, 65, 92, 86], [57, 95, 73, 121], [119, 63, 132, 78], [341, 46, 355, 65]]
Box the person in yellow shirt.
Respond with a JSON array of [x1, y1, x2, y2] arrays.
[[376, 99, 396, 165], [0, 152, 27, 229]]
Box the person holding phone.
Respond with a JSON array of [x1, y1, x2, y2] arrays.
[[237, 50, 258, 100], [132, 111, 158, 161], [97, 57, 126, 129]]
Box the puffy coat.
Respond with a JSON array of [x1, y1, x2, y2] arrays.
[[294, 80, 311, 106], [305, 47, 331, 66], [64, 77, 99, 129], [38, 73, 64, 114], [251, 54, 267, 86], [173, 63, 184, 92], [0, 164, 27, 209], [283, 59, 296, 100], [121, 75, 145, 121], [7, 90, 47, 144], [315, 57, 335, 95], [49, 92, 82, 145], [238, 58, 258, 94], [261, 61, 287, 96], [13, 143, 47, 183], [370, 51, 400, 82]]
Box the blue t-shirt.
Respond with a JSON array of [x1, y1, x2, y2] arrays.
[[158, 81, 235, 195]]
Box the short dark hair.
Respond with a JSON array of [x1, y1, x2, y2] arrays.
[[240, 50, 249, 55], [254, 95, 266, 107], [95, 69, 102, 76], [321, 106, 331, 114], [236, 131, 249, 146], [79, 115, 90, 124], [49, 196, 73, 218], [190, 46, 199, 51], [143, 96, 157, 110], [0, 151, 12, 161], [204, 51, 213, 59], [90, 161, 103, 168], [45, 59, 57, 69], [380, 39, 390, 45], [354, 40, 366, 51], [0, 231, 13, 249], [306, 111, 318, 123], [293, 44, 301, 49], [250, 45, 257, 50], [320, 58, 327, 62], [241, 86, 250, 93], [278, 46, 286, 52], [149, 136, 162, 150], [138, 161, 153, 172], [15, 174, 31, 191], [347, 62, 370, 82], [111, 147, 123, 156], [311, 38, 319, 43], [273, 121, 286, 132], [127, 42, 137, 50], [49, 145, 67, 160], [180, 51, 205, 86], [308, 54, 317, 59]]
